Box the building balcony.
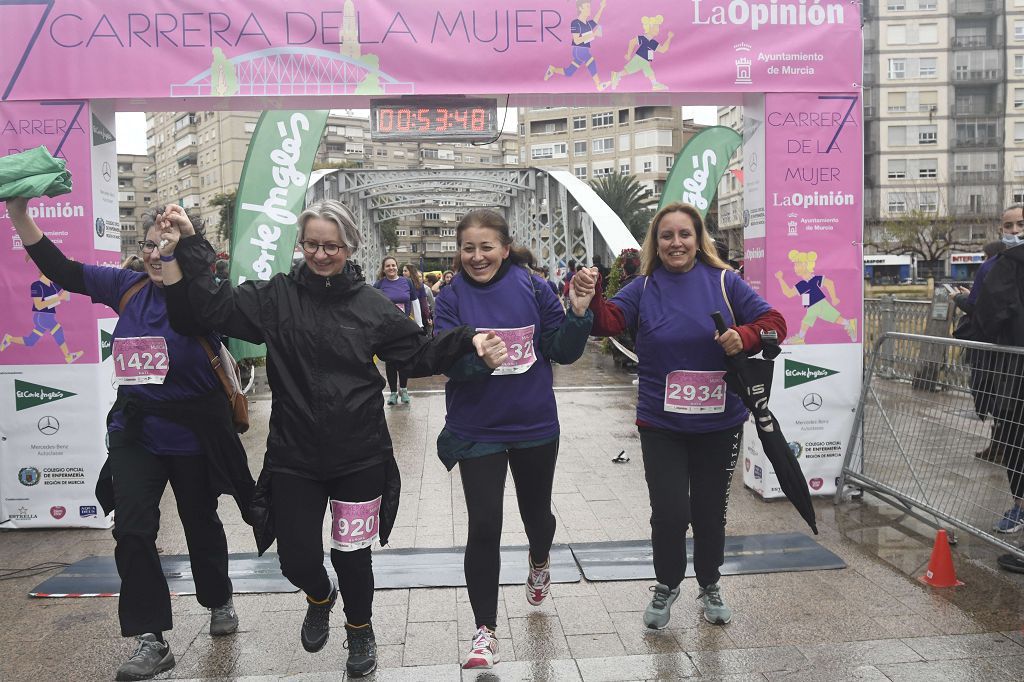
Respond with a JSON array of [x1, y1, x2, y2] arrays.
[[951, 68, 1002, 83], [952, 135, 1003, 148], [953, 170, 1002, 183], [951, 35, 1003, 50], [951, 104, 1000, 117], [951, 0, 997, 14]]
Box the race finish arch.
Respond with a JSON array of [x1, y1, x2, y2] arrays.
[[0, 0, 863, 527]]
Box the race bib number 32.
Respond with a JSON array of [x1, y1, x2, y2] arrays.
[[664, 370, 727, 414], [111, 336, 169, 386], [489, 325, 537, 376], [330, 496, 382, 551]]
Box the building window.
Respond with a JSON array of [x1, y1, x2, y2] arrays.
[[1016, 21, 1024, 41], [918, 159, 938, 179], [593, 137, 614, 154], [919, 192, 937, 212], [1016, 55, 1024, 77], [886, 0, 905, 10], [643, 160, 653, 173], [593, 167, 615, 177], [591, 112, 614, 128], [1016, 88, 1024, 108], [888, 59, 906, 80], [531, 145, 552, 160], [574, 141, 587, 155], [1016, 122, 1024, 142], [665, 156, 673, 170], [888, 125, 907, 146], [573, 116, 587, 130], [969, 194, 984, 213], [620, 162, 630, 174], [887, 159, 907, 179], [917, 0, 935, 8], [918, 58, 936, 78], [918, 126, 937, 145], [574, 165, 588, 179], [888, 193, 907, 213], [917, 24, 938, 44], [888, 92, 907, 113], [887, 25, 906, 45]]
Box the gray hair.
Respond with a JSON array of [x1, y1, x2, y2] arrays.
[[298, 200, 361, 255], [1004, 204, 1023, 215]]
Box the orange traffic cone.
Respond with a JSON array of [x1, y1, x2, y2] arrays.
[[918, 529, 964, 587]]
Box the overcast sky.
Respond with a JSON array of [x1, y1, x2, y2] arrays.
[[114, 107, 719, 155]]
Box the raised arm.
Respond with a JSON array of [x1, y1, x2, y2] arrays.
[[6, 197, 87, 293]]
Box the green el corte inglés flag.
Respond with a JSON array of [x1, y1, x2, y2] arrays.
[[659, 126, 743, 218]]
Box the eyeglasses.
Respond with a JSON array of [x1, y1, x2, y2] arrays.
[[138, 240, 159, 254], [299, 241, 344, 256]]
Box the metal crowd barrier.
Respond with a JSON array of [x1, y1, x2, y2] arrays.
[[836, 332, 1024, 560]]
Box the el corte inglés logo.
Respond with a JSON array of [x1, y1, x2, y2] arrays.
[[784, 360, 839, 389], [15, 380, 77, 411]]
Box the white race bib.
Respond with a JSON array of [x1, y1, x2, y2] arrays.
[[111, 336, 169, 386], [488, 325, 537, 376]]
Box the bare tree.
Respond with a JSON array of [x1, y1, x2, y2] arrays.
[[867, 182, 978, 265]]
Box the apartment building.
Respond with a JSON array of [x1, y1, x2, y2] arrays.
[[863, 0, 1024, 276], [518, 106, 702, 202], [116, 153, 156, 261], [715, 105, 745, 261]]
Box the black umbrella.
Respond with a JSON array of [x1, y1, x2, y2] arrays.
[[712, 312, 818, 535]]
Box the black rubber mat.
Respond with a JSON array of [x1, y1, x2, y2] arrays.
[[29, 544, 579, 597], [570, 532, 845, 582]]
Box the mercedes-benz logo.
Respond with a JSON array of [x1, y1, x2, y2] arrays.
[[37, 415, 60, 435], [802, 393, 823, 411], [101, 162, 112, 182]]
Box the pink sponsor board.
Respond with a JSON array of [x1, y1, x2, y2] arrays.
[[1, 100, 105, 366], [763, 92, 862, 345], [0, 1, 861, 105]]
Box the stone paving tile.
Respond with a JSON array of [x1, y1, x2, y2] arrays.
[[461, 659, 583, 681], [877, 656, 1020, 682], [687, 645, 809, 677], [670, 625, 738, 652], [794, 638, 923, 668], [900, 632, 1024, 660], [595, 581, 658, 614], [408, 587, 458, 622], [612, 619, 683, 656], [763, 665, 890, 682], [361, 662, 462, 681], [565, 633, 628, 659], [554, 595, 617, 635], [502, 585, 557, 618], [374, 604, 413, 646], [1005, 629, 1024, 646], [575, 652, 698, 681], [506, 614, 572, 661], [404, 620, 459, 667]]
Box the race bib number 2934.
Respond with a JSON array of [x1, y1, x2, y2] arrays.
[[664, 370, 726, 414]]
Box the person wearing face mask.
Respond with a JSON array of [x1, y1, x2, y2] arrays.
[[973, 205, 1024, 549], [3, 198, 247, 682], [573, 203, 786, 629], [433, 209, 594, 670], [157, 200, 507, 678]]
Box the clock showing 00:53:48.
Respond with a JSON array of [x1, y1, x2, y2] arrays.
[[369, 97, 499, 142]]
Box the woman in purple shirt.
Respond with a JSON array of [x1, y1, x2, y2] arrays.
[[4, 197, 243, 682], [433, 209, 595, 670], [373, 256, 421, 404]]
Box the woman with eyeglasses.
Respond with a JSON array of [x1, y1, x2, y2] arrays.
[[157, 199, 507, 679], [373, 256, 423, 405], [2, 197, 246, 682]]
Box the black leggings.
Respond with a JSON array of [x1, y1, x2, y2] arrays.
[[385, 362, 408, 392], [639, 425, 742, 590], [459, 440, 559, 630], [271, 465, 386, 625], [108, 435, 231, 637]]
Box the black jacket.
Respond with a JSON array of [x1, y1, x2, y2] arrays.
[[976, 246, 1024, 347]]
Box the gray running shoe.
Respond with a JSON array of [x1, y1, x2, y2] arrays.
[[115, 634, 175, 681], [643, 583, 680, 630], [698, 583, 732, 625], [210, 597, 239, 636]]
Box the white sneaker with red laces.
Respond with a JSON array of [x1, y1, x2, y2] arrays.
[[463, 626, 499, 669], [526, 554, 551, 606]]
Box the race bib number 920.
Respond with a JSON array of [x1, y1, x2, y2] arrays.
[[330, 496, 382, 551]]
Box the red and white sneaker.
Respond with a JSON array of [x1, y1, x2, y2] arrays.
[[526, 555, 551, 606], [462, 626, 499, 669]]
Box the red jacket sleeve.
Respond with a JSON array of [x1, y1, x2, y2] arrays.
[[734, 309, 788, 354], [586, 274, 627, 336]]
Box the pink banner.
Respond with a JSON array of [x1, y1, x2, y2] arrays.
[[1, 101, 105, 366], [0, 1, 861, 105], [763, 92, 862, 345]]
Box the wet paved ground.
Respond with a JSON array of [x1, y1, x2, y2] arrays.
[[2, 341, 1023, 681]]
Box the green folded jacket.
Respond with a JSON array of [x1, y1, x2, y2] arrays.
[[0, 146, 73, 201]]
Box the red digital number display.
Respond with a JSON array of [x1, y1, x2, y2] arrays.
[[370, 98, 497, 141]]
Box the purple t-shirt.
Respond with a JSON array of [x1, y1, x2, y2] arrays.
[[610, 262, 772, 433], [794, 275, 826, 307], [84, 266, 219, 455], [375, 277, 415, 316], [30, 280, 61, 313], [635, 35, 659, 61], [434, 266, 565, 442]]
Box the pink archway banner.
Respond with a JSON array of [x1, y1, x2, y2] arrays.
[[1, 0, 861, 105]]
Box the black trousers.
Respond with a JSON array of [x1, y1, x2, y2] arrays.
[[271, 465, 386, 625], [385, 362, 409, 392], [108, 435, 231, 637], [458, 440, 559, 630], [639, 425, 742, 590]]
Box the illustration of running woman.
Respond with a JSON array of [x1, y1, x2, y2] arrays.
[[609, 15, 674, 91], [544, 0, 609, 91], [775, 250, 857, 344], [1, 272, 83, 363]]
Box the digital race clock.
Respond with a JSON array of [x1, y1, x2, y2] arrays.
[[369, 97, 499, 142]]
